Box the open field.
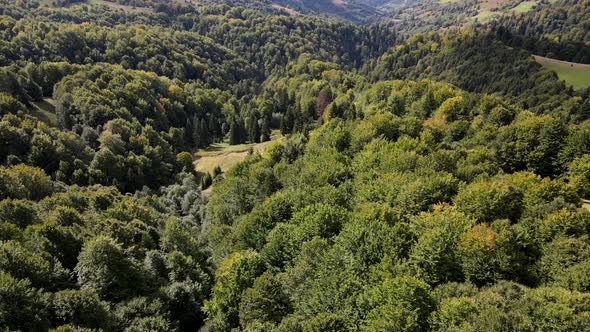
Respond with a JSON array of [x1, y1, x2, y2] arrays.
[[30, 98, 57, 127], [534, 55, 590, 90], [271, 4, 301, 16], [194, 130, 284, 175], [473, 11, 498, 22], [467, 0, 523, 22], [88, 0, 153, 12], [512, 1, 536, 12]]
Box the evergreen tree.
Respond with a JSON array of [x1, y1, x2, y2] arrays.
[[422, 88, 437, 115], [200, 118, 210, 147], [261, 113, 271, 142], [201, 173, 213, 190], [185, 118, 194, 148], [213, 165, 222, 178], [248, 114, 261, 143], [281, 109, 295, 135], [208, 115, 218, 137], [192, 116, 201, 148], [229, 119, 246, 145]]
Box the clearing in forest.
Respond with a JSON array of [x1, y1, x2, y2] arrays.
[[30, 98, 58, 127], [534, 55, 590, 90], [511, 1, 537, 12], [194, 130, 284, 176]]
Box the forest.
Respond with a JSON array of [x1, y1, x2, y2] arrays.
[[1, 0, 590, 331]]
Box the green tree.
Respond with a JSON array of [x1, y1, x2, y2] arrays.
[[360, 276, 435, 332], [204, 250, 265, 331], [454, 177, 524, 223], [52, 289, 112, 329], [75, 236, 144, 301], [261, 113, 272, 142], [0, 164, 53, 200], [0, 272, 50, 331], [248, 113, 261, 144], [239, 272, 291, 328], [409, 207, 475, 285]]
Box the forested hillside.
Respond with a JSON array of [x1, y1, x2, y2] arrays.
[[493, 0, 590, 62], [1, 0, 590, 331], [204, 73, 590, 331], [365, 30, 589, 115]]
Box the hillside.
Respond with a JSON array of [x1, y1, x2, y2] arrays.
[[492, 0, 590, 63], [365, 30, 586, 116], [204, 76, 590, 330], [271, 0, 386, 23]]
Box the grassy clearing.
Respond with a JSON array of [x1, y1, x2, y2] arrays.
[[38, 0, 55, 6], [534, 55, 590, 90], [469, 0, 512, 22], [473, 11, 498, 22], [194, 130, 284, 176], [87, 0, 153, 12], [30, 98, 58, 127], [271, 4, 301, 16], [512, 1, 536, 12]]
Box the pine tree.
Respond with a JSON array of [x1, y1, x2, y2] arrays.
[[229, 120, 246, 145], [281, 109, 295, 135], [422, 89, 437, 116], [213, 165, 222, 178], [208, 115, 218, 137], [229, 121, 238, 145], [184, 118, 194, 147], [201, 173, 213, 190], [192, 116, 201, 148], [261, 113, 271, 142], [248, 114, 260, 143], [200, 118, 209, 147]]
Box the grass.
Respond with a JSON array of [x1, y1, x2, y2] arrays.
[[30, 98, 58, 127], [271, 4, 301, 16], [38, 0, 54, 6], [194, 130, 284, 176], [87, 0, 153, 12], [467, 0, 515, 22], [512, 1, 536, 12], [534, 55, 590, 90], [473, 11, 498, 22]]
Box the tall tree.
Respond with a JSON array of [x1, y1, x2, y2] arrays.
[[248, 114, 261, 144]]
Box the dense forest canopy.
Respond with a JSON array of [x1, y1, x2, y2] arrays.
[[1, 0, 590, 331]]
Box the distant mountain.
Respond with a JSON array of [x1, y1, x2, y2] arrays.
[[217, 0, 407, 23], [270, 0, 382, 23]]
